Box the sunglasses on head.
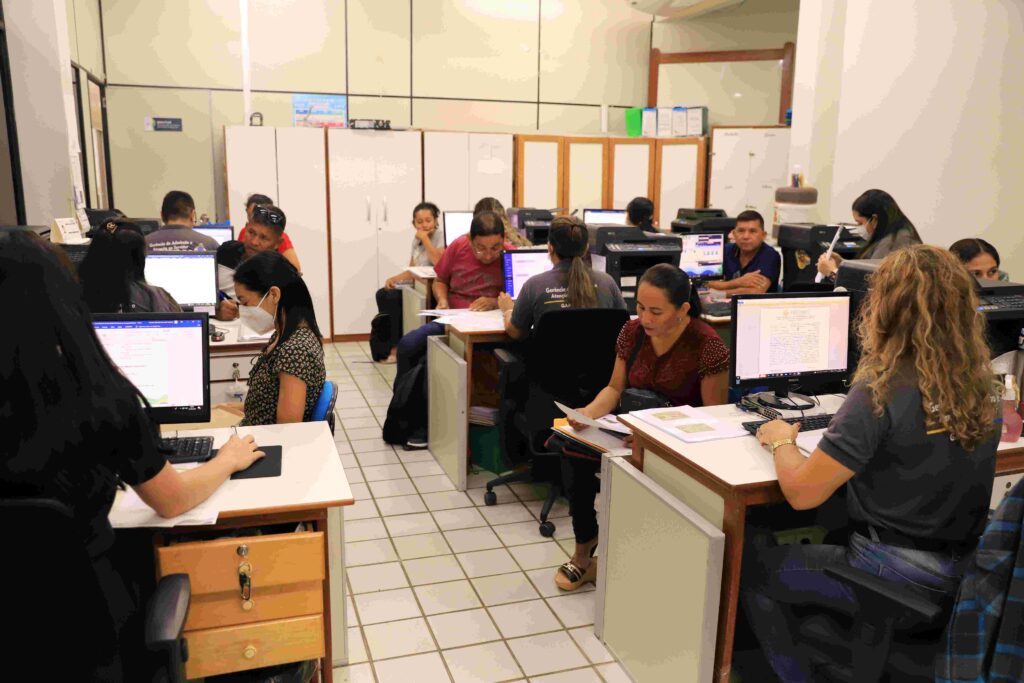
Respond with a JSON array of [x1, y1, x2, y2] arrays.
[[253, 205, 284, 224]]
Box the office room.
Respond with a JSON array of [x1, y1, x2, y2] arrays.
[[2, 0, 1024, 681]]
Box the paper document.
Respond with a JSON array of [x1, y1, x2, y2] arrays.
[[552, 419, 631, 456], [795, 428, 826, 456], [814, 227, 843, 283], [555, 402, 630, 435], [111, 487, 221, 528], [631, 405, 748, 443], [408, 266, 436, 279]]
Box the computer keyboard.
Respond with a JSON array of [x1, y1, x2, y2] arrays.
[[159, 436, 215, 464], [977, 294, 1024, 312], [741, 413, 836, 436]]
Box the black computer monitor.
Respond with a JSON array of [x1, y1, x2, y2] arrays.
[[502, 247, 553, 298], [84, 208, 121, 228], [583, 209, 628, 226], [679, 230, 727, 280], [730, 291, 852, 409], [443, 211, 474, 246], [92, 313, 211, 424], [145, 252, 218, 310], [195, 226, 234, 245]]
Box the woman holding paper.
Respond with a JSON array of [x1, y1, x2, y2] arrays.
[[816, 189, 921, 279], [557, 264, 729, 591], [745, 246, 998, 682]]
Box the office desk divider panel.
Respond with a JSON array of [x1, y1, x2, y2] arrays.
[[402, 285, 429, 342], [427, 336, 468, 491], [596, 456, 724, 683]]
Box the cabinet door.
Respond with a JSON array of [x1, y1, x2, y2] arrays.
[[328, 129, 380, 337], [564, 137, 608, 216], [468, 133, 513, 208], [515, 135, 563, 209], [655, 139, 706, 230], [608, 139, 655, 211], [374, 130, 423, 288], [708, 128, 751, 217], [424, 131, 471, 219], [224, 126, 277, 230], [747, 127, 791, 224]]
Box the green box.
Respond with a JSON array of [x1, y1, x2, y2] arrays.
[[773, 525, 828, 547], [624, 107, 643, 137], [470, 424, 505, 474]]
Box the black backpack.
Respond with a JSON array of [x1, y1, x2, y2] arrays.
[[369, 313, 392, 362], [382, 358, 427, 444]]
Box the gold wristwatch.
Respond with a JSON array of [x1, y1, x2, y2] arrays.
[[770, 438, 796, 455]]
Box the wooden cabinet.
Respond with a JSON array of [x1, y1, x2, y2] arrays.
[[708, 126, 791, 225]]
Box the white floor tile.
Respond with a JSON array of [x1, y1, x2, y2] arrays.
[[347, 596, 358, 625], [508, 541, 570, 571], [392, 532, 452, 560], [350, 482, 371, 500], [363, 464, 410, 482], [335, 441, 354, 454], [595, 662, 630, 683], [343, 498, 378, 520], [415, 474, 458, 493], [403, 554, 466, 586], [347, 626, 368, 664], [471, 572, 540, 606], [479, 502, 535, 525], [341, 416, 379, 430], [375, 494, 428, 517], [467, 469, 500, 488], [339, 453, 359, 468], [345, 517, 388, 542], [347, 427, 384, 442], [467, 486, 517, 506], [344, 466, 367, 485], [415, 579, 483, 615], [422, 490, 476, 511], [428, 608, 501, 649], [444, 527, 503, 553], [384, 512, 440, 537], [345, 538, 398, 567], [546, 592, 596, 628], [338, 393, 369, 409], [353, 587, 422, 625], [568, 627, 614, 665], [348, 561, 409, 594], [373, 652, 452, 683], [508, 482, 548, 502], [352, 438, 396, 453], [404, 460, 445, 477], [487, 599, 562, 639], [492, 521, 549, 547], [442, 642, 523, 683], [552, 523, 575, 541], [398, 449, 437, 463], [369, 478, 418, 498], [524, 568, 593, 599], [456, 549, 520, 579], [332, 662, 374, 683], [355, 449, 401, 467], [363, 617, 436, 660], [432, 507, 488, 531], [530, 668, 602, 682], [507, 631, 588, 677], [338, 407, 375, 419]]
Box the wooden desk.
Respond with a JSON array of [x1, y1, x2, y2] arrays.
[[110, 422, 353, 681], [597, 400, 1024, 682]]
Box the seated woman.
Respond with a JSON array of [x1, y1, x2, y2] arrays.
[[950, 237, 1009, 281], [215, 204, 289, 320], [497, 215, 625, 338], [817, 189, 922, 280], [237, 193, 302, 272], [372, 202, 445, 362], [559, 264, 729, 590], [626, 196, 657, 233], [475, 196, 533, 247], [0, 229, 263, 680], [744, 245, 998, 682], [221, 251, 326, 426], [79, 224, 182, 313]]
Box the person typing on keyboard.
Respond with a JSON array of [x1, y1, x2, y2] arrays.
[[740, 246, 999, 682]]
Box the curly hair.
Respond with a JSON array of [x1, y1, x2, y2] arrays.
[[853, 245, 998, 450]]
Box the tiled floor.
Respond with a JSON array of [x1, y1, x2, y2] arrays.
[[324, 342, 629, 683]]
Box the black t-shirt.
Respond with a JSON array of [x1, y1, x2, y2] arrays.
[[819, 378, 997, 544]]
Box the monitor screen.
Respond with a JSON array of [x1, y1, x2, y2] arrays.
[[145, 253, 218, 309], [195, 226, 234, 245], [679, 232, 726, 279], [730, 292, 851, 387], [444, 211, 474, 246], [583, 209, 628, 226], [93, 313, 210, 424], [502, 249, 553, 298]]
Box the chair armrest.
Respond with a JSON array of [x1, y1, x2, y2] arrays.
[[495, 348, 526, 397], [824, 564, 942, 622], [145, 573, 191, 680]]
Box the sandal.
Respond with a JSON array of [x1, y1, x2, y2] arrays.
[[554, 557, 598, 591]]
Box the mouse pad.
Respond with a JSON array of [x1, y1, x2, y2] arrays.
[[214, 445, 283, 480]]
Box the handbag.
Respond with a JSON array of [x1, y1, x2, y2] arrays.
[[619, 326, 673, 412]]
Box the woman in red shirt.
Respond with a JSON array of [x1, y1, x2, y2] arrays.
[[559, 264, 729, 590], [237, 194, 302, 273]]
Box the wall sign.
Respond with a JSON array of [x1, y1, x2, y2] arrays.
[[144, 117, 183, 132], [292, 94, 348, 128]]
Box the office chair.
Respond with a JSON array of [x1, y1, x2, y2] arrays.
[[1, 497, 191, 682], [487, 308, 630, 536], [311, 380, 338, 435]]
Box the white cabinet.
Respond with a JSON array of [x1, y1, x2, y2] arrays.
[[224, 126, 277, 231], [654, 138, 707, 230], [515, 135, 563, 209], [708, 126, 791, 224], [564, 137, 608, 216], [608, 139, 655, 210], [329, 129, 423, 337], [424, 131, 513, 227]]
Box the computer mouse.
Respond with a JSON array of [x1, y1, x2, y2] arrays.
[[211, 329, 225, 343]]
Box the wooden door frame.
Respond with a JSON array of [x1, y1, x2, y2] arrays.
[[514, 134, 565, 209], [654, 137, 708, 220], [561, 136, 611, 210], [647, 42, 796, 125], [607, 137, 656, 213]]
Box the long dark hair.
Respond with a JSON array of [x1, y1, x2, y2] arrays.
[[234, 251, 322, 345], [639, 263, 702, 318], [852, 189, 920, 257], [950, 238, 1000, 268], [626, 197, 655, 233], [548, 216, 596, 308], [79, 227, 148, 312], [0, 229, 153, 488]]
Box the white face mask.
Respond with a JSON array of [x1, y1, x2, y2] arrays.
[[239, 291, 276, 335]]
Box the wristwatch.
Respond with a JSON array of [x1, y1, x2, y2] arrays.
[[770, 438, 796, 455]]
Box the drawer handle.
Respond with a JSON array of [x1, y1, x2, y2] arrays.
[[239, 562, 253, 601], [243, 645, 257, 660]]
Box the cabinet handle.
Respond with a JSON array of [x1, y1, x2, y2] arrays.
[[366, 196, 371, 222], [243, 645, 257, 660], [383, 196, 388, 224]]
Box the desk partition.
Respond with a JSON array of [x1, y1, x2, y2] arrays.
[[427, 336, 468, 490]]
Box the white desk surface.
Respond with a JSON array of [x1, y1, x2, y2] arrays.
[[621, 395, 1024, 489], [208, 317, 269, 351], [110, 422, 352, 528], [445, 310, 507, 335]]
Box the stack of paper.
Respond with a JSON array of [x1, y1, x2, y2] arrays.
[[630, 405, 748, 443], [469, 406, 498, 427], [408, 266, 436, 279], [238, 325, 274, 342], [111, 487, 221, 528], [552, 403, 631, 456]]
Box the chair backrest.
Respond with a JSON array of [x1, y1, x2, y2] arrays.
[[310, 380, 338, 434]]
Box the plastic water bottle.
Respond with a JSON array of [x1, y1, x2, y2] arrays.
[[1001, 374, 1022, 443], [229, 363, 247, 403]]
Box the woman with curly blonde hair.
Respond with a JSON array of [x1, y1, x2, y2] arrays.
[[743, 245, 1000, 682]]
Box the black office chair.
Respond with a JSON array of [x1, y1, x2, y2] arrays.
[[1, 497, 191, 682], [486, 308, 630, 536]]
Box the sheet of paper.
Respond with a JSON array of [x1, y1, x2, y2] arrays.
[[631, 405, 748, 443], [417, 309, 448, 317], [758, 306, 829, 376], [111, 487, 221, 528], [555, 402, 630, 434], [408, 266, 436, 278], [795, 428, 826, 456], [238, 326, 274, 342], [553, 422, 631, 456]]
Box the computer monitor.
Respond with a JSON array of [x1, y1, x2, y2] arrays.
[[679, 231, 726, 280], [443, 211, 474, 246], [730, 291, 852, 409], [502, 248, 553, 298], [92, 313, 210, 424], [145, 252, 218, 310], [583, 209, 628, 226], [194, 226, 234, 245]]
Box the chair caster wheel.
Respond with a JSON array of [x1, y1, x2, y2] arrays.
[[539, 521, 555, 537], [484, 490, 497, 506]]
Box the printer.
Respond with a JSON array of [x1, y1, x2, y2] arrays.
[[508, 208, 554, 245], [586, 224, 681, 313], [671, 208, 736, 235], [777, 222, 867, 290]]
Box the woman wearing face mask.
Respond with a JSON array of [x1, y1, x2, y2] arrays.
[[817, 189, 921, 280], [220, 251, 326, 425]]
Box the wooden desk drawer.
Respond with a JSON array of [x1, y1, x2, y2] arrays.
[[184, 614, 324, 679], [186, 580, 323, 630]]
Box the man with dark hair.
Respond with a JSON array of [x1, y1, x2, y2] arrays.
[[708, 209, 780, 294], [237, 193, 302, 271], [215, 205, 288, 320], [144, 190, 219, 252]]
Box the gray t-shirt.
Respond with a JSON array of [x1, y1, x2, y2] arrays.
[[510, 260, 626, 333], [145, 224, 220, 252], [411, 229, 445, 267], [819, 377, 997, 544]]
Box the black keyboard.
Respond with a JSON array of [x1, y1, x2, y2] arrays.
[[741, 413, 836, 435], [704, 302, 731, 318], [978, 294, 1024, 311], [160, 436, 215, 464]]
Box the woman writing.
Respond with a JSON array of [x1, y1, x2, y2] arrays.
[[817, 189, 921, 279], [745, 246, 998, 682], [558, 264, 729, 590]]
